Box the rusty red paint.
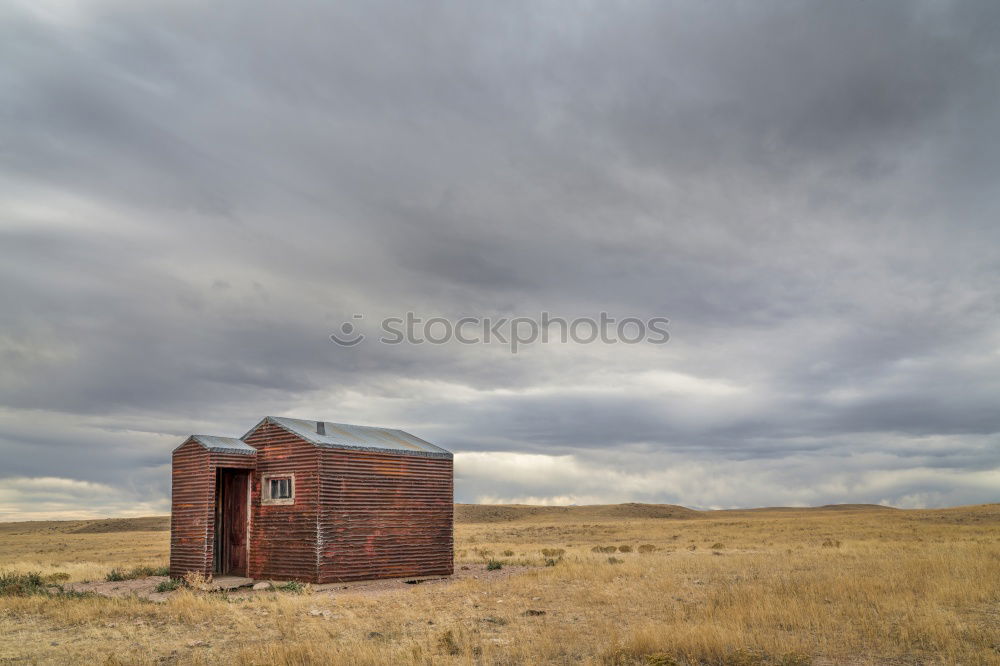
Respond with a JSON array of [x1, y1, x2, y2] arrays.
[[170, 421, 453, 583], [169, 438, 256, 578]]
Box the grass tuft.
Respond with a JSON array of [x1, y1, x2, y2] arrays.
[[276, 580, 306, 593], [154, 578, 184, 593], [106, 565, 170, 581], [437, 630, 461, 655]]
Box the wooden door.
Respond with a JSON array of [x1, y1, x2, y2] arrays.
[[213, 469, 249, 576]]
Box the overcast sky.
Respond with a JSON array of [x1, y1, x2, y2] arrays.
[[2, 0, 999, 520]]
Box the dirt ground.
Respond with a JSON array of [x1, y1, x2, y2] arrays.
[[66, 561, 534, 602]]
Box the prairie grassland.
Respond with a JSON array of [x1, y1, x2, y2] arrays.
[[0, 504, 998, 665]]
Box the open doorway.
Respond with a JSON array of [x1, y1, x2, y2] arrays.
[[213, 468, 249, 576]]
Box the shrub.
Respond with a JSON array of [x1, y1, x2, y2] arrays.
[[437, 630, 461, 655], [105, 568, 127, 582], [592, 545, 618, 553], [155, 578, 184, 593], [638, 544, 657, 554], [607, 557, 623, 565], [502, 550, 514, 557], [137, 565, 171, 577], [277, 581, 306, 593], [541, 548, 565, 558], [486, 560, 503, 571], [0, 571, 49, 596], [544, 558, 558, 567], [106, 565, 171, 582], [183, 571, 210, 590], [711, 543, 725, 550], [822, 539, 842, 548], [44, 572, 70, 583], [618, 545, 633, 553]]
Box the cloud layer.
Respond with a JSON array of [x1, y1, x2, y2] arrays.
[[2, 0, 999, 519]]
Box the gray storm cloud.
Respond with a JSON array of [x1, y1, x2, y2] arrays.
[[1, 0, 998, 519]]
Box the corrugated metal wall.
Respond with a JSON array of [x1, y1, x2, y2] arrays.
[[169, 440, 256, 578], [244, 421, 321, 582], [171, 423, 454, 584], [317, 449, 453, 583]]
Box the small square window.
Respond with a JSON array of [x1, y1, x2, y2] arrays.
[[263, 475, 294, 504], [270, 477, 292, 499]]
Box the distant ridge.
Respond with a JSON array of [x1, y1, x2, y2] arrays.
[[455, 502, 700, 523], [726, 503, 899, 513], [454, 502, 901, 523], [3, 502, 995, 528]]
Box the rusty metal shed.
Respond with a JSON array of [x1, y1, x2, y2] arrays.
[[169, 417, 453, 583]]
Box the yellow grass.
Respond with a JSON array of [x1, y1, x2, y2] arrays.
[[1, 504, 998, 664]]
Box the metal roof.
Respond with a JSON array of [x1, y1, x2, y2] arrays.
[[190, 435, 257, 456], [247, 416, 452, 459]]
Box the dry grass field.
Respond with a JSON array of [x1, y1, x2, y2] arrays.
[[1, 503, 998, 665]]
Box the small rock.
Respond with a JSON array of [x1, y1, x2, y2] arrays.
[[252, 582, 271, 591], [531, 596, 541, 601]]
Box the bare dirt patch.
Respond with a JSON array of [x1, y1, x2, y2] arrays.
[[67, 575, 174, 602], [311, 562, 534, 598], [64, 562, 536, 603]]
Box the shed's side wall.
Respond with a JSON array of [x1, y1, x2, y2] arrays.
[[169, 441, 256, 578], [244, 422, 320, 582], [170, 441, 211, 577], [317, 449, 453, 583]]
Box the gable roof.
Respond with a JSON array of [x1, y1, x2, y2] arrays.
[[186, 435, 257, 455], [244, 416, 452, 459]]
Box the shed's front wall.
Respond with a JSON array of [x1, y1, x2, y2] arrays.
[[169, 440, 256, 579], [244, 421, 321, 582], [317, 448, 453, 583]]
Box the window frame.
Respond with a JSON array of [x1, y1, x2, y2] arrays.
[[261, 473, 295, 505]]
